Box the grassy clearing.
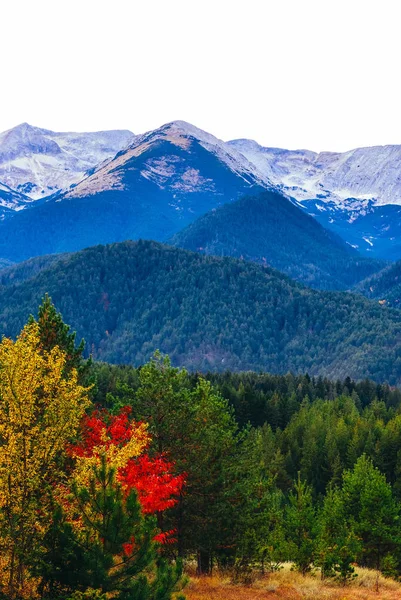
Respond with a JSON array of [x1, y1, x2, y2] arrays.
[[185, 563, 401, 600]]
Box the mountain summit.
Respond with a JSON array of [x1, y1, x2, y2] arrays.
[[228, 138, 401, 258], [169, 191, 383, 290], [0, 123, 134, 199], [62, 120, 270, 201], [0, 121, 268, 261]]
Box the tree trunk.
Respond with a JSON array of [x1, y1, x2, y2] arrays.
[[197, 549, 211, 575]]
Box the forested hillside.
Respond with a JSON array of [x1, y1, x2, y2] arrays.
[[4, 306, 401, 597], [170, 192, 384, 290], [0, 253, 65, 286], [356, 260, 401, 307], [1, 239, 401, 381]]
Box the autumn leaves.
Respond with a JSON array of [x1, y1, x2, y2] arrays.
[[0, 322, 90, 597], [0, 318, 185, 599]]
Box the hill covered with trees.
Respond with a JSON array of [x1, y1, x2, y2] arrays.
[[169, 192, 384, 290], [2, 300, 401, 597], [1, 240, 401, 381], [355, 260, 401, 308], [0, 253, 65, 286]]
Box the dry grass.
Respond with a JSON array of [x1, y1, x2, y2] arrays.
[[184, 563, 401, 600]]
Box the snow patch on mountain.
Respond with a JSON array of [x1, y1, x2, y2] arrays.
[[0, 180, 29, 209], [228, 138, 401, 209], [0, 180, 30, 222], [64, 120, 271, 201], [0, 123, 135, 199], [165, 121, 271, 187]]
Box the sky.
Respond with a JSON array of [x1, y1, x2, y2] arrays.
[[1, 0, 400, 152]]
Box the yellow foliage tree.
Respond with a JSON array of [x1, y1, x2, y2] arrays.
[[71, 421, 149, 483], [0, 321, 90, 598]]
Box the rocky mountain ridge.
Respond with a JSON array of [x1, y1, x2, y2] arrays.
[[2, 119, 401, 258], [0, 122, 134, 200]]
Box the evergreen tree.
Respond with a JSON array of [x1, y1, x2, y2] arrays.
[[36, 455, 183, 600], [285, 474, 316, 575], [30, 294, 90, 380], [317, 486, 361, 585], [340, 455, 400, 579], [229, 428, 287, 580], [33, 506, 97, 599]]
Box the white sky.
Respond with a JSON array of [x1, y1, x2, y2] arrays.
[[1, 0, 400, 152]]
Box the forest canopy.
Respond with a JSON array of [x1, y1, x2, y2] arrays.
[[2, 300, 401, 598], [0, 240, 401, 381]]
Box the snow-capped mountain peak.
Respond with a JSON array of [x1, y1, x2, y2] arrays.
[[62, 120, 272, 201], [228, 138, 401, 209], [0, 123, 135, 199], [148, 121, 272, 187]]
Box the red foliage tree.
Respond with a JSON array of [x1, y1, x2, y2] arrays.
[[69, 407, 185, 517]]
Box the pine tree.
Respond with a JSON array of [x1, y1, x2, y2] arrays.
[[36, 456, 183, 600], [285, 474, 316, 575], [30, 294, 91, 380], [317, 486, 361, 585], [231, 427, 287, 579], [340, 455, 400, 583]]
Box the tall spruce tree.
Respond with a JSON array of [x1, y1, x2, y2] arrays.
[[30, 294, 90, 380], [340, 455, 400, 579], [316, 486, 361, 584], [230, 427, 287, 579], [285, 474, 316, 575]]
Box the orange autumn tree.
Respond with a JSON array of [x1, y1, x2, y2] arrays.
[[0, 321, 90, 598]]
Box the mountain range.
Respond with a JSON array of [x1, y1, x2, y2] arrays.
[[2, 120, 401, 260], [228, 139, 401, 207], [2, 119, 401, 379], [0, 121, 267, 262]]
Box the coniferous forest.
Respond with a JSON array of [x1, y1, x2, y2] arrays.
[[1, 297, 401, 599], [1, 240, 401, 382]]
